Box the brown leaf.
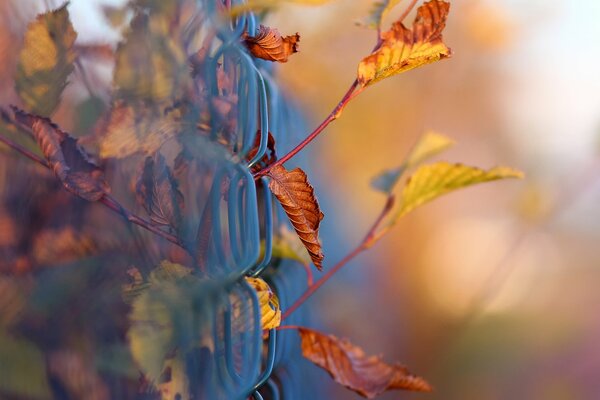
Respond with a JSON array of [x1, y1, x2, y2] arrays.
[[298, 327, 432, 398], [357, 0, 451, 87], [267, 165, 323, 270], [136, 154, 184, 231], [246, 130, 277, 173], [243, 25, 300, 63], [12, 108, 110, 201]]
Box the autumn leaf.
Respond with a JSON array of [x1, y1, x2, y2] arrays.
[[372, 130, 454, 194], [298, 327, 432, 398], [359, 0, 403, 30], [96, 101, 182, 159], [245, 277, 281, 330], [358, 0, 451, 87], [392, 162, 524, 221], [268, 165, 324, 270], [265, 225, 311, 267], [243, 25, 300, 63], [13, 108, 110, 201], [15, 4, 77, 116], [136, 154, 184, 232]]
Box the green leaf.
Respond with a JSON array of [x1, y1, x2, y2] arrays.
[[0, 331, 52, 399], [15, 3, 77, 116], [372, 130, 454, 194], [391, 162, 523, 223]]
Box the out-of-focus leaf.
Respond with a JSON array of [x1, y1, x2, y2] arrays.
[[263, 225, 311, 267], [96, 101, 182, 159], [372, 130, 453, 194], [13, 108, 110, 201], [268, 165, 324, 270], [0, 277, 26, 327], [114, 13, 189, 101], [357, 0, 451, 87], [245, 277, 281, 330], [136, 154, 184, 231], [48, 351, 109, 400], [15, 4, 77, 116], [243, 25, 300, 63], [148, 260, 193, 285], [0, 331, 52, 399], [122, 267, 149, 304], [298, 327, 432, 398], [32, 227, 97, 265], [392, 162, 524, 221], [359, 0, 403, 30]]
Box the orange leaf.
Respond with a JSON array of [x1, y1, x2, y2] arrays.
[[12, 108, 110, 201], [298, 327, 432, 398], [267, 165, 324, 270], [243, 25, 300, 63], [358, 0, 451, 87]]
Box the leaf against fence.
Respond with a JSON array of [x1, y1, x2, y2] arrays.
[[392, 162, 524, 222], [371, 130, 454, 194], [243, 25, 300, 63], [136, 154, 184, 232], [269, 225, 311, 267], [298, 327, 432, 398], [246, 130, 277, 173], [359, 0, 403, 30], [357, 0, 451, 87], [13, 108, 110, 201], [268, 165, 324, 270], [15, 4, 77, 116], [245, 277, 281, 330]]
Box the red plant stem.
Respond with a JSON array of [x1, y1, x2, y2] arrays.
[[282, 196, 395, 321], [0, 133, 186, 249], [398, 0, 419, 23], [254, 79, 363, 178]]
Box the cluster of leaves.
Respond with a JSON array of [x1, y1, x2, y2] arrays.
[[0, 0, 523, 399]]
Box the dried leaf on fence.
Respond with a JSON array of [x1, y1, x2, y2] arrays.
[[358, 0, 451, 87], [15, 4, 77, 116], [243, 25, 300, 63], [393, 162, 524, 221], [136, 154, 184, 231], [97, 101, 182, 159], [13, 108, 109, 201], [372, 130, 453, 194], [298, 327, 432, 398], [359, 0, 403, 30], [245, 277, 281, 330], [268, 165, 324, 270]]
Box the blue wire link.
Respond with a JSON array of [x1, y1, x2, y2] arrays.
[[247, 177, 273, 277]]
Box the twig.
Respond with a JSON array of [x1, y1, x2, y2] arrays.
[[282, 196, 395, 321], [398, 0, 419, 24], [0, 132, 186, 250], [254, 80, 363, 178]]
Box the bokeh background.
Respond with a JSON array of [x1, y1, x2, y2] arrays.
[[2, 0, 600, 399]]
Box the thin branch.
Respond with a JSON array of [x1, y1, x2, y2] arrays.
[[0, 132, 186, 250], [282, 196, 395, 321], [254, 79, 362, 178], [398, 0, 419, 24]]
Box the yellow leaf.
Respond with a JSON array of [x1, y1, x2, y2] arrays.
[[157, 357, 189, 400], [15, 4, 77, 116], [372, 130, 453, 194], [97, 101, 182, 159], [245, 277, 281, 331], [357, 0, 451, 87], [393, 162, 524, 221]]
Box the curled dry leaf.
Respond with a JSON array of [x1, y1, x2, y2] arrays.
[[13, 108, 109, 201], [136, 154, 184, 232], [245, 277, 281, 330], [298, 327, 432, 398], [358, 0, 451, 87], [246, 130, 277, 174], [15, 4, 77, 116], [243, 25, 300, 63], [267, 165, 324, 270]]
